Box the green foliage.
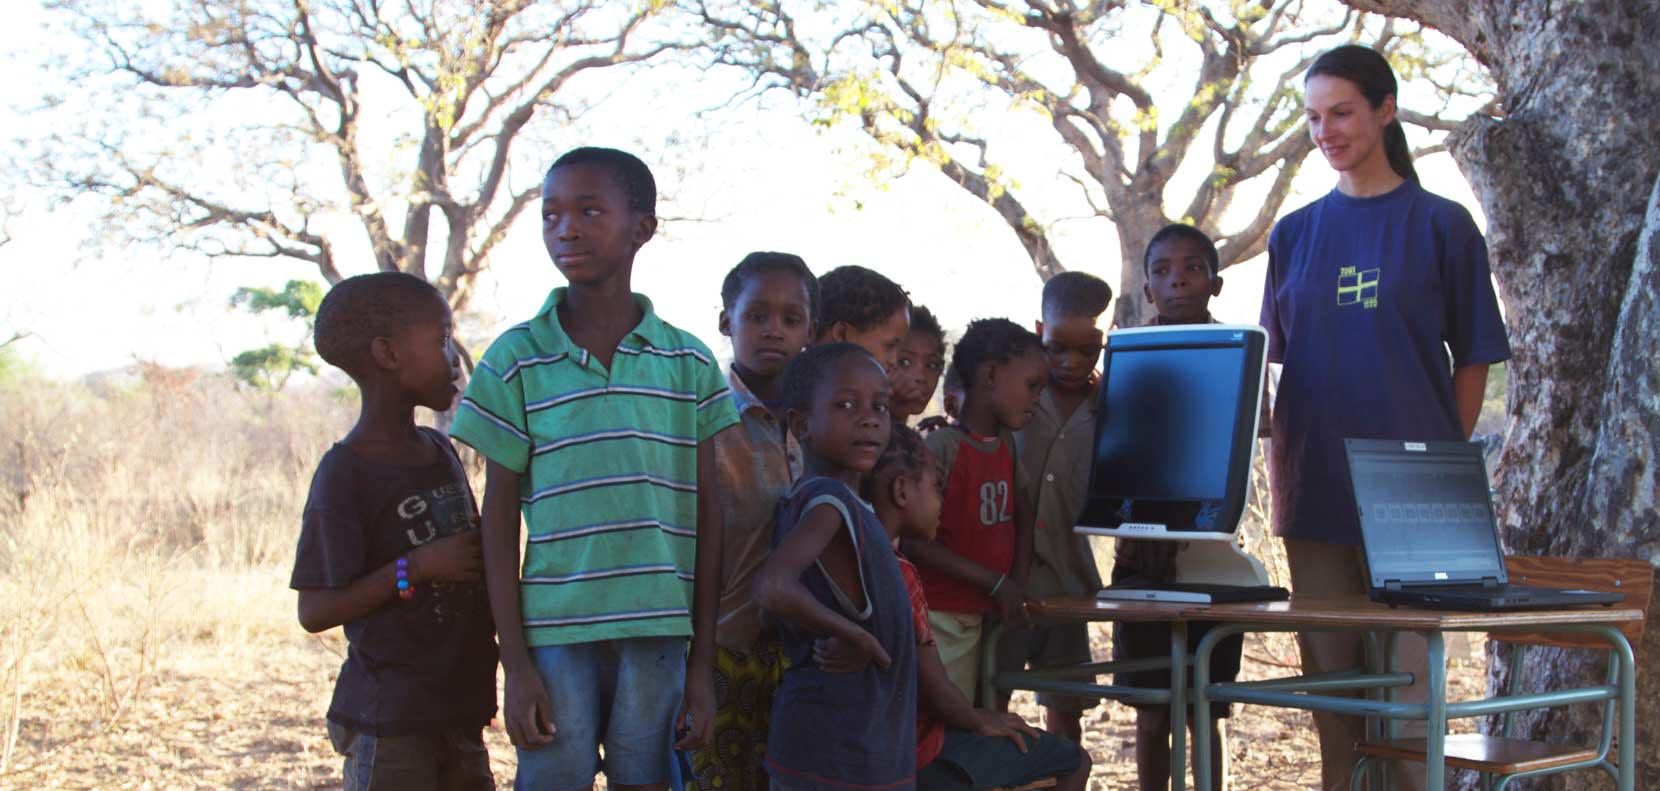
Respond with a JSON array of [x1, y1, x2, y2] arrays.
[[228, 280, 323, 320], [0, 345, 37, 388], [227, 279, 324, 392], [229, 344, 318, 393]]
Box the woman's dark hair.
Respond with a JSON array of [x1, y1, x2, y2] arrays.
[[862, 424, 931, 502], [817, 265, 910, 334], [720, 251, 819, 324], [1306, 44, 1418, 184], [781, 342, 880, 413], [1143, 223, 1220, 277], [951, 318, 1043, 389]]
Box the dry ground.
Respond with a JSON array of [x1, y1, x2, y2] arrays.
[[0, 566, 1488, 791]]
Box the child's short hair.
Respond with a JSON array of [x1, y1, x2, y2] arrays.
[[818, 265, 909, 332], [951, 318, 1043, 389], [907, 304, 946, 354], [1143, 223, 1220, 277], [314, 272, 444, 374], [1041, 271, 1114, 320], [720, 251, 819, 319], [862, 424, 931, 502], [547, 147, 656, 216], [781, 342, 879, 414]]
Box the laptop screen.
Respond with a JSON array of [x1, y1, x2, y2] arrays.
[[1346, 441, 1507, 587]]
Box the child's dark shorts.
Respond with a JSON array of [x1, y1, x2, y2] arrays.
[[916, 727, 1082, 790], [1112, 619, 1243, 719], [326, 721, 494, 791]]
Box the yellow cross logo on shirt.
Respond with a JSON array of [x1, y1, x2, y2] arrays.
[[1337, 266, 1380, 309]]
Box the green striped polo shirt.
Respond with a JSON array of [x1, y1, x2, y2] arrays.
[[450, 288, 739, 647]]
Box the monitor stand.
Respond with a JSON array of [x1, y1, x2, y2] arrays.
[[1098, 541, 1288, 604]]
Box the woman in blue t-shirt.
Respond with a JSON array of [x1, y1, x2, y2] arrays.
[[1260, 44, 1510, 791]]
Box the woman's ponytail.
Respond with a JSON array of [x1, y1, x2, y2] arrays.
[[1382, 119, 1419, 183]]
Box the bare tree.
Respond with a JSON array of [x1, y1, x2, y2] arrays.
[[37, 0, 692, 317], [694, 0, 1489, 326]]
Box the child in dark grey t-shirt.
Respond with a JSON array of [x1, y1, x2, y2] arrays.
[[290, 272, 497, 791]]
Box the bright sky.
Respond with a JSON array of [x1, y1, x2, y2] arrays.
[[0, 1, 1487, 379]]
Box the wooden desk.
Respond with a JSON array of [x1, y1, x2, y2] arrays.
[[1184, 596, 1643, 791]]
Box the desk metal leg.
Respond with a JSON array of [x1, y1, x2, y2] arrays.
[[1171, 621, 1188, 791], [1425, 631, 1447, 791], [1191, 623, 1226, 791], [1609, 625, 1636, 791], [1383, 631, 1400, 791], [1362, 631, 1385, 791]]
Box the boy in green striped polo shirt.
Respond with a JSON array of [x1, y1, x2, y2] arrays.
[[450, 147, 740, 791]]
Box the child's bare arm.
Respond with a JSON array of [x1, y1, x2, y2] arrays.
[[481, 460, 554, 748], [677, 436, 724, 751], [754, 505, 890, 669], [902, 536, 1027, 624], [917, 637, 980, 729], [1012, 494, 1035, 588], [296, 531, 482, 633], [917, 639, 1036, 751]]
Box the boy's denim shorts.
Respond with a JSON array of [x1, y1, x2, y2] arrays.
[[515, 636, 688, 791], [326, 721, 494, 791]]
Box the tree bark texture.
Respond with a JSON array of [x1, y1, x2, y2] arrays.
[[1341, 1, 1660, 787]]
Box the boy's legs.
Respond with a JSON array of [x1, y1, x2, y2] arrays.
[[1285, 538, 1428, 791], [328, 722, 494, 791], [517, 636, 686, 791], [996, 622, 1093, 740], [603, 636, 689, 790], [927, 611, 985, 704]]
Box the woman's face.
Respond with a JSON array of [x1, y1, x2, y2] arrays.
[[1305, 74, 1395, 175]]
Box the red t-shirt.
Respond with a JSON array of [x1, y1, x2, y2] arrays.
[[897, 551, 946, 769], [921, 429, 1017, 613]]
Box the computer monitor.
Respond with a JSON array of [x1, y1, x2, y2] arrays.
[[1075, 324, 1267, 543]]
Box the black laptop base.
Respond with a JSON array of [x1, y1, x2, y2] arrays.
[[1374, 584, 1624, 612]]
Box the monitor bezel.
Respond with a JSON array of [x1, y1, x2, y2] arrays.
[[1074, 324, 1268, 543]]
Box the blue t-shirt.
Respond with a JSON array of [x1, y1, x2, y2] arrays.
[[1260, 180, 1510, 545]]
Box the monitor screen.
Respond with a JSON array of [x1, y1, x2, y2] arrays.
[[1347, 447, 1504, 584], [1090, 346, 1243, 502], [1077, 326, 1265, 540]]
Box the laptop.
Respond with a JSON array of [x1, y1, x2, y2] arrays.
[[1344, 439, 1624, 611]]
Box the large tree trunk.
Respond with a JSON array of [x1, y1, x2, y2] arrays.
[[1340, 1, 1660, 788]]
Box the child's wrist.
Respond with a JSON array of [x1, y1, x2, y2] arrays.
[[395, 556, 416, 600]]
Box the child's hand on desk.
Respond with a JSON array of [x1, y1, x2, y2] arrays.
[[409, 530, 483, 584], [991, 576, 1029, 627], [972, 709, 1038, 753], [504, 668, 555, 748], [812, 632, 892, 673]]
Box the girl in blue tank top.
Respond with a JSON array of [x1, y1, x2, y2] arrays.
[[753, 343, 916, 791]]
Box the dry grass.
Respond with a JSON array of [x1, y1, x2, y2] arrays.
[[0, 370, 1488, 790]]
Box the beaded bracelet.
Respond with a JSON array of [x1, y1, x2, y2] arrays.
[[395, 556, 415, 600]]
